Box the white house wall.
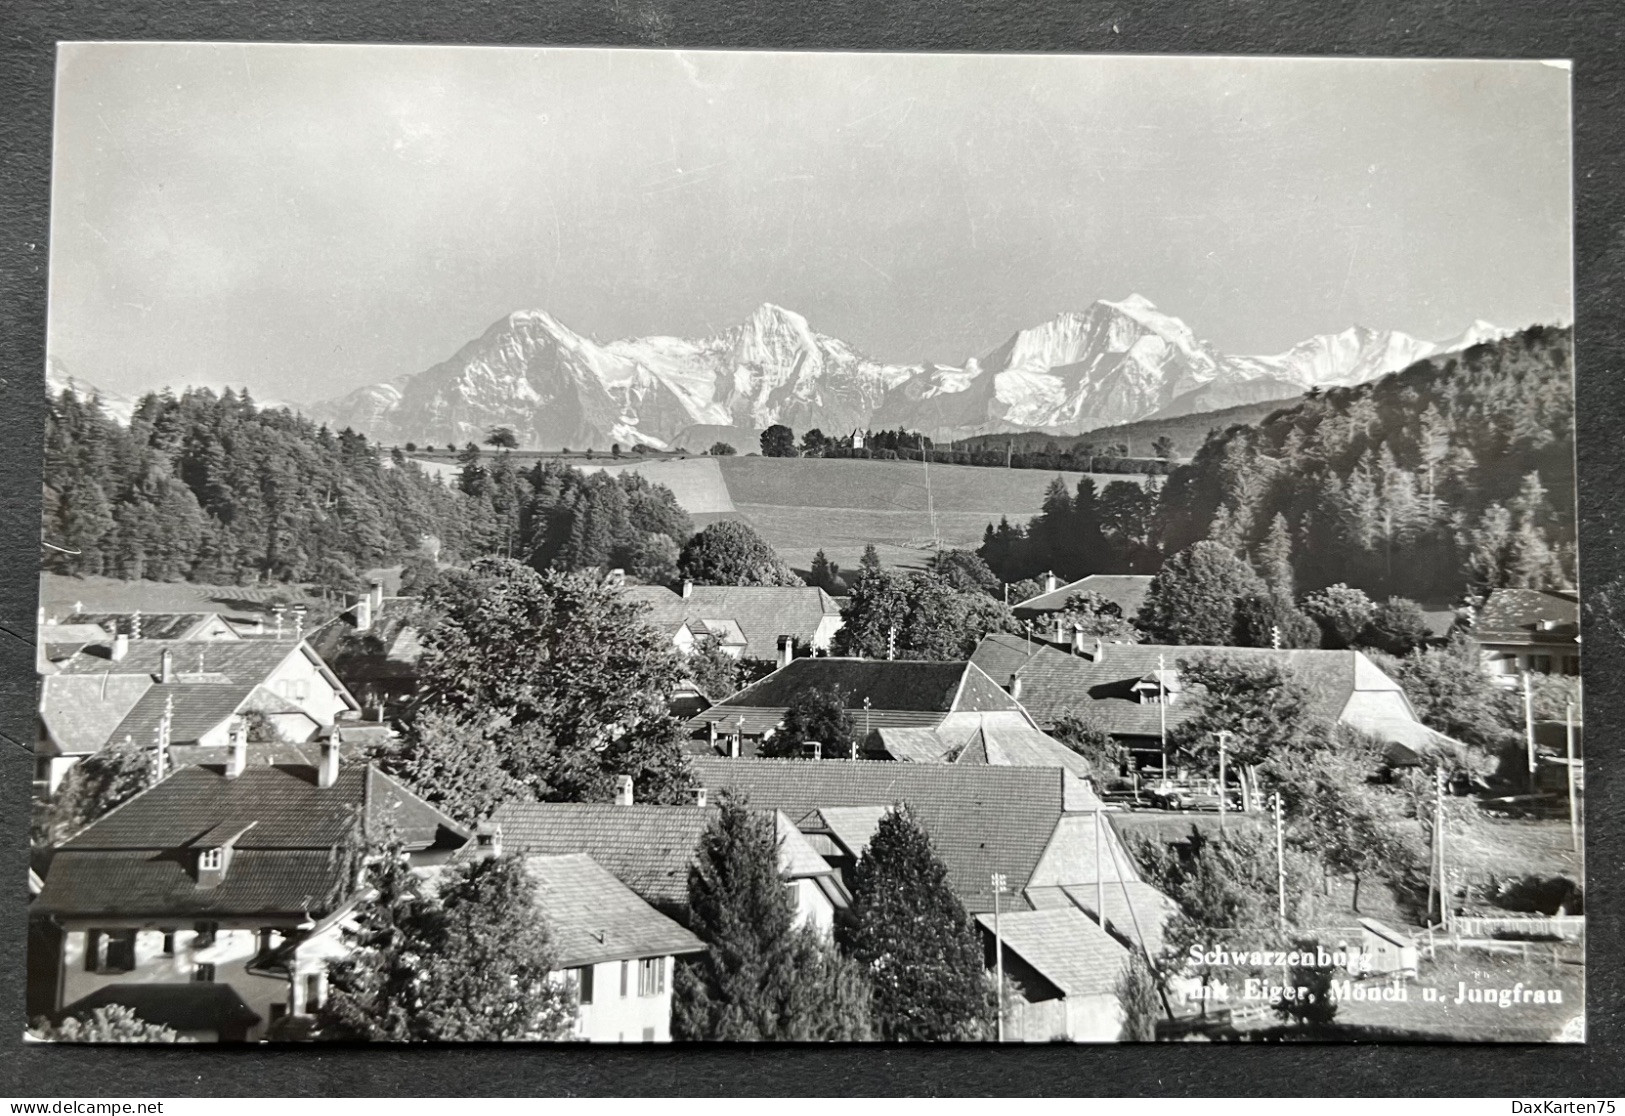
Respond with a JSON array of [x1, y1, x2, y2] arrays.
[[562, 956, 678, 1042]]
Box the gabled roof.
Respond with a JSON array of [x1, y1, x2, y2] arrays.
[[974, 906, 1129, 999], [809, 805, 893, 859], [1477, 588, 1580, 644], [1013, 575, 1154, 618], [52, 639, 359, 711], [105, 684, 288, 750], [1025, 881, 1180, 959], [524, 854, 704, 968], [38, 674, 156, 757], [305, 597, 427, 681], [623, 584, 842, 659], [66, 612, 238, 642], [970, 633, 1402, 737], [37, 764, 469, 919], [689, 756, 1067, 912], [488, 802, 837, 912], [685, 658, 1024, 737], [37, 622, 112, 644]]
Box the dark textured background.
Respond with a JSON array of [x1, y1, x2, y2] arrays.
[[1, 0, 1620, 1097]]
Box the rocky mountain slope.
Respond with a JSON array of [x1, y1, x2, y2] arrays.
[[312, 299, 1510, 447]]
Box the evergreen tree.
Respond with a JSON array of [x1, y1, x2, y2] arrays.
[[839, 805, 992, 1041], [1255, 512, 1295, 595], [860, 543, 882, 574], [673, 796, 873, 1040], [808, 549, 845, 594], [1115, 953, 1161, 1041], [35, 740, 154, 846]]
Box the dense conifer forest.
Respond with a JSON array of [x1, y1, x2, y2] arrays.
[[980, 326, 1576, 604], [41, 388, 692, 590]]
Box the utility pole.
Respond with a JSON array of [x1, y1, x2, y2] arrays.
[[991, 872, 1009, 1042], [1435, 767, 1449, 928], [1523, 670, 1538, 794], [1094, 809, 1105, 932], [1158, 654, 1168, 781], [1273, 792, 1286, 931], [1566, 699, 1580, 854], [1216, 731, 1230, 835]]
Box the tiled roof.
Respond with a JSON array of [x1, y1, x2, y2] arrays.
[[1477, 588, 1580, 643], [974, 906, 1129, 999], [689, 756, 1066, 912], [970, 634, 1404, 737], [624, 585, 841, 660], [524, 854, 704, 968], [56, 982, 262, 1032], [1013, 575, 1154, 618], [37, 622, 112, 644], [305, 598, 427, 680], [488, 803, 835, 912], [38, 764, 468, 919], [811, 805, 893, 858], [59, 764, 465, 852], [106, 684, 261, 748], [36, 848, 353, 919], [686, 658, 1022, 739], [1027, 881, 1181, 958], [66, 612, 231, 641], [943, 712, 1093, 782], [55, 639, 301, 683], [38, 674, 155, 757], [869, 727, 957, 763]]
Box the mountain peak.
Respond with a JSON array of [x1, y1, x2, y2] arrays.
[[1103, 292, 1158, 313]]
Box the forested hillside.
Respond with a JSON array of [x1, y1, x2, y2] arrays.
[[982, 325, 1576, 604], [41, 388, 692, 590]]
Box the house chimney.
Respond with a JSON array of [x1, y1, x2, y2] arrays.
[[1093, 637, 1105, 663], [681, 578, 694, 599], [1072, 625, 1088, 655], [1053, 617, 1066, 645], [369, 580, 385, 614], [615, 774, 635, 806], [318, 738, 341, 788], [778, 634, 795, 670], [1044, 570, 1060, 594], [729, 732, 740, 759], [475, 821, 503, 859], [354, 595, 372, 632], [111, 633, 130, 662], [1008, 674, 1024, 701], [160, 648, 174, 684], [226, 720, 248, 779], [692, 786, 708, 809]]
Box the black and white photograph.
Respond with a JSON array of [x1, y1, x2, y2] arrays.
[[27, 43, 1580, 1045]]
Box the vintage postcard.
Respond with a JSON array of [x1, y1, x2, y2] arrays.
[[30, 44, 1579, 1044]]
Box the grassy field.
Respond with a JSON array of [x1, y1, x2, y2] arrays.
[[407, 452, 1142, 575]]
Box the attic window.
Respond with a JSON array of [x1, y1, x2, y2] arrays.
[[199, 848, 225, 872]]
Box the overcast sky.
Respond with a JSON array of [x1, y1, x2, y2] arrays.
[[49, 44, 1571, 405]]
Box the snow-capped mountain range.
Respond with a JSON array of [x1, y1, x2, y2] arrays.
[[50, 300, 1513, 448], [310, 296, 1511, 448]]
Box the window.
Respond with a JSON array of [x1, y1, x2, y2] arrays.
[[199, 848, 224, 872], [637, 957, 665, 997], [620, 960, 630, 998], [194, 963, 216, 983], [641, 1027, 656, 1042], [84, 930, 137, 974], [161, 931, 176, 956], [575, 966, 595, 1006], [279, 678, 310, 702], [194, 921, 219, 948], [268, 1004, 288, 1025], [257, 929, 278, 955], [303, 973, 323, 1013]]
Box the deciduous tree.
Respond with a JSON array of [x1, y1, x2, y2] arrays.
[[678, 521, 802, 587], [1139, 541, 1265, 645]]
